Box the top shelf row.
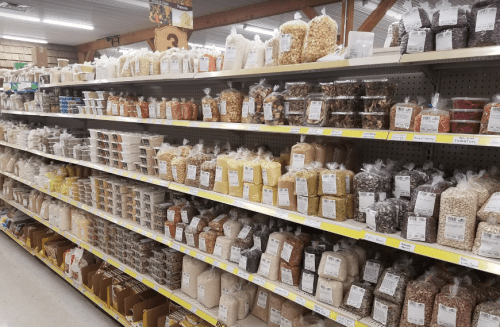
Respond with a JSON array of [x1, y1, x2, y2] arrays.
[[35, 46, 500, 88]]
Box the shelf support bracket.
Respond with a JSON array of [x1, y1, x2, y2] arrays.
[[419, 65, 438, 90]]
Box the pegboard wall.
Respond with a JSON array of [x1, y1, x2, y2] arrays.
[[6, 66, 500, 171]]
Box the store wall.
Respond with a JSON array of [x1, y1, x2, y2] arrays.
[[0, 39, 78, 69]]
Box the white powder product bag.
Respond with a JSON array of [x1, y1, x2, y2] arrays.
[[265, 231, 288, 256], [339, 242, 360, 277], [257, 252, 281, 281], [316, 277, 344, 307], [252, 287, 271, 323], [223, 219, 243, 238], [197, 267, 223, 308], [318, 249, 348, 281], [219, 291, 239, 326], [234, 287, 252, 320], [243, 283, 258, 311], [221, 272, 241, 294], [181, 256, 209, 298], [213, 236, 235, 261]]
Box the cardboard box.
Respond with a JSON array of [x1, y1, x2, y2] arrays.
[[31, 47, 48, 67]]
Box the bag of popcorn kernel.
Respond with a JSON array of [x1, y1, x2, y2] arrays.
[[302, 8, 338, 63]]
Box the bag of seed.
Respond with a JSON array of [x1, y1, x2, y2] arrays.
[[468, 1, 500, 48]]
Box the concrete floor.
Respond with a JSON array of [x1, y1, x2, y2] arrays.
[[0, 231, 122, 327]]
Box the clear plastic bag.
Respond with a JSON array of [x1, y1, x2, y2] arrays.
[[263, 85, 285, 126], [244, 35, 265, 69], [390, 97, 424, 131], [400, 28, 433, 54], [223, 27, 248, 71], [365, 200, 399, 234], [399, 2, 432, 36], [302, 8, 338, 63], [265, 29, 280, 67], [430, 280, 474, 327], [279, 12, 308, 65], [304, 93, 328, 127], [399, 274, 440, 327], [354, 161, 388, 222], [409, 175, 452, 219], [341, 282, 375, 317], [468, 2, 500, 48], [220, 81, 244, 123], [246, 79, 273, 124], [414, 93, 450, 133], [437, 175, 478, 251]]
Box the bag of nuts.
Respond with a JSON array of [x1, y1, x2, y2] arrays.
[[263, 85, 285, 126], [472, 216, 500, 258], [471, 298, 500, 327], [302, 8, 338, 63], [389, 96, 424, 131], [220, 81, 244, 123], [437, 174, 478, 251], [354, 161, 388, 222], [202, 88, 220, 122]]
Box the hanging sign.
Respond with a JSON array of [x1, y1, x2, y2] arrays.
[[149, 0, 193, 29], [155, 26, 188, 51]]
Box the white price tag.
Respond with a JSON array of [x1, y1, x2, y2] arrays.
[[304, 219, 322, 229], [452, 136, 479, 145], [195, 253, 206, 261], [459, 256, 479, 269], [362, 132, 376, 139], [313, 305, 330, 317], [252, 276, 266, 286], [337, 316, 355, 327], [237, 270, 249, 279], [391, 133, 408, 141], [399, 241, 416, 252], [476, 8, 497, 32], [330, 130, 343, 137], [274, 287, 289, 298], [308, 128, 323, 135], [436, 30, 453, 51], [364, 233, 387, 245]]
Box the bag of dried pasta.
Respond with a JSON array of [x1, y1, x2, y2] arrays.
[[302, 8, 338, 63], [318, 162, 347, 196], [261, 154, 282, 187], [295, 162, 320, 197]]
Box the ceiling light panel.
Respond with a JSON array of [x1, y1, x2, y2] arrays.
[[0, 11, 39, 21], [42, 19, 94, 30], [3, 35, 47, 43]]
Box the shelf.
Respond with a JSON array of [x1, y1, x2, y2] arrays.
[[0, 228, 131, 327], [0, 171, 367, 327], [3, 143, 500, 276], [0, 194, 266, 327], [5, 111, 500, 146]]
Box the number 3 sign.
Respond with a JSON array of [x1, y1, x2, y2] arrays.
[[155, 26, 188, 51]]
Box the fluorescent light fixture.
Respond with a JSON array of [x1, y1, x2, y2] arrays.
[[111, 0, 149, 8], [43, 19, 94, 30], [243, 25, 274, 36], [0, 11, 40, 22], [3, 35, 47, 44]]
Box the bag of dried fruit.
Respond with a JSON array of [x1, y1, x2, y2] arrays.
[[302, 8, 338, 63], [414, 93, 450, 133]]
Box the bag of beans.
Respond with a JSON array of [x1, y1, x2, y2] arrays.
[[374, 264, 410, 305], [399, 271, 440, 327], [430, 279, 474, 327], [354, 161, 388, 222], [366, 199, 399, 234], [437, 174, 478, 251], [341, 282, 375, 317]]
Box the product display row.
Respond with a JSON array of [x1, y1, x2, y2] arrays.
[[4, 81, 500, 135], [5, 175, 500, 327], [2, 122, 500, 264]]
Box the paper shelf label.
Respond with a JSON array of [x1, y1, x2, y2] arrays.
[[212, 261, 221, 268], [188, 188, 198, 195], [274, 210, 289, 219], [490, 138, 500, 147], [274, 287, 289, 297], [313, 305, 330, 317], [452, 136, 479, 145], [195, 253, 206, 261], [391, 134, 407, 141], [190, 306, 198, 314], [308, 128, 323, 135], [172, 244, 181, 251], [237, 270, 250, 279], [252, 276, 266, 286], [413, 135, 436, 142], [459, 257, 479, 269], [295, 296, 306, 306], [331, 130, 343, 137], [248, 125, 260, 131], [364, 233, 387, 245], [399, 241, 415, 252], [362, 132, 376, 139], [290, 127, 301, 133], [336, 315, 355, 327], [304, 219, 322, 229], [154, 285, 159, 291]]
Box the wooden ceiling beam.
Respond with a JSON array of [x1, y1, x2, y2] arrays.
[[339, 0, 354, 45], [302, 6, 318, 20], [357, 0, 398, 32], [76, 0, 341, 53]]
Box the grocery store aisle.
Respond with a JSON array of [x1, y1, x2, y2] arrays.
[[0, 232, 121, 327]]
